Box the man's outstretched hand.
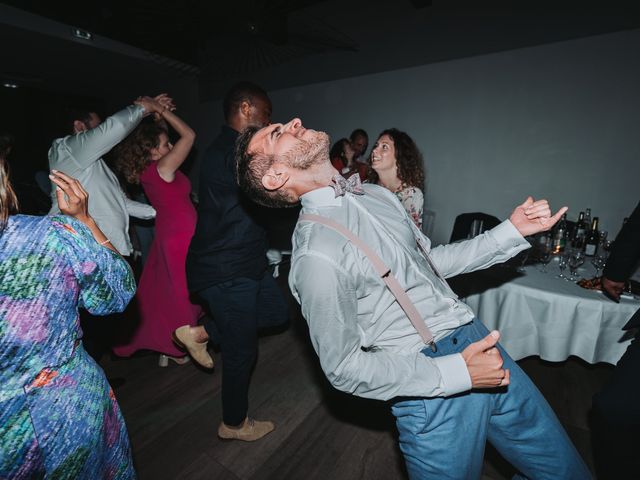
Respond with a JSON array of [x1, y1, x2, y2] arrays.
[[510, 196, 568, 237], [461, 330, 510, 389]]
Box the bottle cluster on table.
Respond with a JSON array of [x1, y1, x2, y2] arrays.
[[547, 207, 620, 258]]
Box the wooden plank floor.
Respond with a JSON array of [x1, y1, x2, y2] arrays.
[[101, 277, 611, 479]]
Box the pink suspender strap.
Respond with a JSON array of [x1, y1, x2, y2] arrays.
[[299, 213, 436, 350]]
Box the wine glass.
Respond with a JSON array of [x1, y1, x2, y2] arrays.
[[516, 250, 530, 273], [591, 254, 606, 277], [538, 246, 552, 273], [568, 251, 585, 281], [557, 253, 569, 280]]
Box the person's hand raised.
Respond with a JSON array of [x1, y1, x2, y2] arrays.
[[510, 196, 568, 237], [154, 93, 175, 112], [49, 170, 91, 224], [134, 95, 164, 116]]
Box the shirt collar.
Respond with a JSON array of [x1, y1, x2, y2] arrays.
[[300, 186, 343, 209]]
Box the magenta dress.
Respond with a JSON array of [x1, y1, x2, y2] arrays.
[[113, 164, 201, 357]]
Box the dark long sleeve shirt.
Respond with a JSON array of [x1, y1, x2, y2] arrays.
[[186, 125, 268, 291]]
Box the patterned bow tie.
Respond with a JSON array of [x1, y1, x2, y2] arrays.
[[330, 174, 365, 197]]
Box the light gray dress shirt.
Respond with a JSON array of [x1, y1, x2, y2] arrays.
[[48, 105, 156, 255], [289, 184, 529, 401]]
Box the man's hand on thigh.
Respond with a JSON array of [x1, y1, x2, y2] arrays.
[[461, 330, 510, 388]]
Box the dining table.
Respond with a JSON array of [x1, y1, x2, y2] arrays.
[[455, 256, 640, 365]]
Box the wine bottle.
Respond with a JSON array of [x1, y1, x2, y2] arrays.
[[584, 217, 599, 256], [572, 211, 586, 249], [598, 231, 608, 254], [552, 214, 568, 254], [584, 208, 592, 231]]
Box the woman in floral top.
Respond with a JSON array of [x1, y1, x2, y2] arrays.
[[0, 161, 136, 479], [368, 128, 425, 229]]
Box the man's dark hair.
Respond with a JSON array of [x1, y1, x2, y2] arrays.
[[235, 126, 272, 205], [63, 106, 96, 134], [235, 126, 293, 208], [350, 128, 368, 142], [223, 81, 269, 123]]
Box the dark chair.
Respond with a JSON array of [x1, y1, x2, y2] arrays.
[[450, 212, 501, 243]]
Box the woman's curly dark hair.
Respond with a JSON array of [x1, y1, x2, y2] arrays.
[[367, 128, 425, 189], [115, 122, 167, 184]]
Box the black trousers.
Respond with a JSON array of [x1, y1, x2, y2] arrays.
[[198, 271, 289, 426], [592, 330, 640, 479]]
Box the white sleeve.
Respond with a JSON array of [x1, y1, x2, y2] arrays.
[[291, 252, 472, 400], [124, 195, 156, 219], [427, 220, 529, 278]]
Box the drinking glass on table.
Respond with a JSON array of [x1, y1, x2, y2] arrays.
[[536, 238, 553, 273], [514, 250, 530, 273], [568, 250, 585, 281], [591, 254, 606, 278], [557, 253, 569, 280]]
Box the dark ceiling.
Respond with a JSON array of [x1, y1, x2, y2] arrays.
[[1, 0, 341, 67], [2, 0, 640, 101]]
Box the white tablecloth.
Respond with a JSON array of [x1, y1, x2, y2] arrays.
[[462, 258, 640, 365]]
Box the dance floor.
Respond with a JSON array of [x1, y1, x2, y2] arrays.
[[102, 274, 610, 479]]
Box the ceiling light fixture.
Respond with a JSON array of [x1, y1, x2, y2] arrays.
[[71, 28, 92, 41], [3, 83, 18, 89]]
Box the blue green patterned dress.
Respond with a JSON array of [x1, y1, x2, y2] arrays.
[[0, 215, 137, 479]]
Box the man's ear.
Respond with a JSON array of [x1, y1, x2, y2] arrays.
[[261, 165, 289, 191], [73, 120, 87, 134], [239, 101, 252, 119]]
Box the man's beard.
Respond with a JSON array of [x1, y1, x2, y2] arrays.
[[285, 131, 330, 170], [259, 130, 330, 208]]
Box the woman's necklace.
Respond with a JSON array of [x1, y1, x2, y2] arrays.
[[379, 179, 404, 193]]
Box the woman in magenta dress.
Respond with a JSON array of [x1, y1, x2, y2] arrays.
[[113, 98, 201, 365]]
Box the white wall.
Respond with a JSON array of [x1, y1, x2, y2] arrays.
[[193, 29, 640, 245]]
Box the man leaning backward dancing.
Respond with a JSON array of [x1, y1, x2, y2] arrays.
[[234, 117, 592, 479]]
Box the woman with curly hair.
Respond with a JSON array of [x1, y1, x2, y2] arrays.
[[113, 98, 201, 367], [369, 128, 425, 229]]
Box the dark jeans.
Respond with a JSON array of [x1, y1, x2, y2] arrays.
[[198, 272, 289, 426]]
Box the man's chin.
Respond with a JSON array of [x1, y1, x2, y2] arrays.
[[290, 131, 330, 170], [309, 132, 330, 159]]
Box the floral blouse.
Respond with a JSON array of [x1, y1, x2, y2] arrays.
[[394, 186, 424, 229]]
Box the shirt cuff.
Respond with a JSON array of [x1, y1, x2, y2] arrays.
[[127, 103, 146, 120], [489, 220, 529, 252], [433, 353, 472, 396]]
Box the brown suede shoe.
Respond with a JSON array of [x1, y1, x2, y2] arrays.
[[172, 326, 214, 369], [217, 417, 275, 442]]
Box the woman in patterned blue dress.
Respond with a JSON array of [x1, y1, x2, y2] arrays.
[[0, 158, 137, 479]]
